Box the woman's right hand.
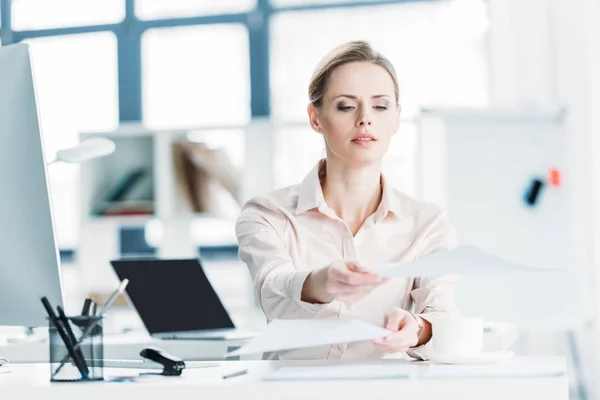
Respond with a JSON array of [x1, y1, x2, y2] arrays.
[[301, 261, 389, 306]]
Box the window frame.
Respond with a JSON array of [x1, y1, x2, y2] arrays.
[[0, 0, 445, 255], [0, 0, 439, 121]]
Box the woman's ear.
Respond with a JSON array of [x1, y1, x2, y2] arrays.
[[393, 104, 402, 135], [307, 104, 323, 134]]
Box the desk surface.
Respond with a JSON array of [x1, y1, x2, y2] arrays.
[[0, 331, 249, 362], [0, 358, 568, 400]]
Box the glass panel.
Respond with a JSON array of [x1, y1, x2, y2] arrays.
[[136, 0, 256, 20], [12, 0, 124, 31], [270, 0, 490, 122], [142, 24, 251, 129], [25, 32, 119, 248]]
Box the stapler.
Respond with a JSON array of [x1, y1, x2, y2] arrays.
[[140, 347, 186, 376]]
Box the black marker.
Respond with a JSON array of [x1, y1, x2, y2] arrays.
[[525, 178, 544, 206], [57, 305, 89, 377], [40, 297, 88, 378]]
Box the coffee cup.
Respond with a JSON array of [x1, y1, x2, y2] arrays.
[[431, 316, 483, 357]]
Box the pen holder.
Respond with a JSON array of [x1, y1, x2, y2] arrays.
[[49, 315, 104, 382]]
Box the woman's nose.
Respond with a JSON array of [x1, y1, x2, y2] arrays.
[[356, 108, 373, 127]]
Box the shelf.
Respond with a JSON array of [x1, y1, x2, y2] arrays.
[[85, 215, 156, 225], [77, 123, 265, 294]]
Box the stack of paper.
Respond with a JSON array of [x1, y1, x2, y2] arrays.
[[227, 319, 389, 357]]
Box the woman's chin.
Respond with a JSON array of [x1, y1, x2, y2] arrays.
[[346, 152, 385, 167]]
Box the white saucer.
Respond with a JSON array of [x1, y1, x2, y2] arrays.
[[429, 351, 514, 365]]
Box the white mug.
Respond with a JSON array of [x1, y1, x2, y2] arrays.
[[431, 316, 483, 357]]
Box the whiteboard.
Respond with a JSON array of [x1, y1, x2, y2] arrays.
[[416, 107, 592, 326]]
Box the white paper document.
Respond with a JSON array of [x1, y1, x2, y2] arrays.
[[375, 245, 554, 278], [425, 357, 565, 378], [265, 364, 417, 381], [227, 319, 389, 357]]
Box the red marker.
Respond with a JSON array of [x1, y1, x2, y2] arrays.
[[549, 169, 561, 187]]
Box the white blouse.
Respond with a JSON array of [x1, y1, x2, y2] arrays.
[[236, 159, 458, 360]]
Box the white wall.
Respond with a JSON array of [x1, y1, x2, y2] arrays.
[[487, 0, 600, 397]]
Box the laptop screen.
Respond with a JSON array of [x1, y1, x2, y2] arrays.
[[110, 258, 235, 334]]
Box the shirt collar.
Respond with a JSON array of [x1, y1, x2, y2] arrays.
[[296, 159, 403, 222], [375, 174, 404, 222], [295, 159, 404, 220], [295, 159, 327, 215]]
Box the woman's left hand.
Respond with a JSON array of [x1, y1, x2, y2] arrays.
[[373, 308, 420, 353]]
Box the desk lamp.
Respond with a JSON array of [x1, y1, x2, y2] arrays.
[[48, 137, 116, 165]]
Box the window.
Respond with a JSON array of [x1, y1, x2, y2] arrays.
[[142, 24, 251, 129], [12, 0, 124, 31], [270, 1, 489, 190], [270, 0, 490, 122], [25, 32, 119, 248], [136, 0, 256, 19]]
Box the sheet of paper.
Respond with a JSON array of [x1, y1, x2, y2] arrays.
[[425, 358, 565, 378], [264, 364, 417, 381], [375, 245, 555, 278], [227, 319, 389, 357]]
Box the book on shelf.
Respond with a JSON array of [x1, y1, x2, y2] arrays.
[[92, 168, 154, 216], [172, 140, 240, 216], [100, 199, 154, 216]]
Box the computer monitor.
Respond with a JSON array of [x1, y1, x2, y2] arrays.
[[0, 43, 64, 327]]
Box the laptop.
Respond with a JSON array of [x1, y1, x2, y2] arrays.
[[110, 258, 256, 341]]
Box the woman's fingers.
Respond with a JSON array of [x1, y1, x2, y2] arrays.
[[373, 331, 414, 352], [384, 308, 405, 330], [345, 262, 374, 274], [327, 282, 381, 295], [373, 309, 420, 353], [374, 341, 412, 353], [331, 267, 386, 286], [322, 261, 389, 304]]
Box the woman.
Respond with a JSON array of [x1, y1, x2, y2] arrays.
[[236, 41, 457, 360]]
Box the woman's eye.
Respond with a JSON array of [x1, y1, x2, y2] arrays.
[[374, 105, 388, 111], [337, 105, 355, 111]]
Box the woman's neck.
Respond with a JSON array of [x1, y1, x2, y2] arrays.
[[321, 158, 383, 234]]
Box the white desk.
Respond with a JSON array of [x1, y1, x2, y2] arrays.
[[0, 358, 568, 400], [0, 332, 252, 363]]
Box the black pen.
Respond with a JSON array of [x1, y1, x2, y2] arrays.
[[55, 279, 129, 375], [81, 298, 93, 316], [223, 369, 248, 380], [57, 305, 89, 377], [40, 297, 88, 378]]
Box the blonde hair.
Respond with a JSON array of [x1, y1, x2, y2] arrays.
[[308, 41, 400, 108]]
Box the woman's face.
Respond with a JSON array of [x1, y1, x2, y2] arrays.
[[309, 61, 401, 166]]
